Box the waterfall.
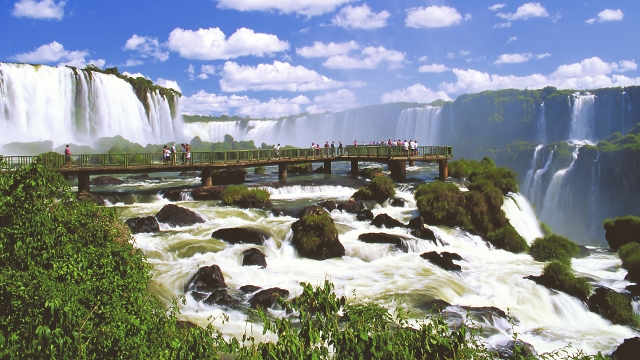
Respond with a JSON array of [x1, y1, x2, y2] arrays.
[[395, 106, 442, 144], [589, 153, 601, 237], [568, 93, 596, 141], [522, 145, 543, 198], [0, 63, 183, 150], [502, 193, 544, 244], [528, 149, 554, 210], [540, 146, 581, 230], [622, 91, 632, 134], [537, 103, 546, 144]]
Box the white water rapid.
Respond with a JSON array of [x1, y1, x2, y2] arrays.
[[109, 175, 637, 356], [568, 93, 596, 142], [0, 63, 182, 149]]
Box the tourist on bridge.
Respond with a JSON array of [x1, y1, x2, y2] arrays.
[[185, 143, 191, 163], [338, 141, 343, 156], [181, 144, 186, 164], [274, 143, 280, 159], [64, 144, 71, 167], [331, 141, 335, 156], [170, 143, 177, 164], [162, 145, 169, 164], [324, 141, 330, 157]]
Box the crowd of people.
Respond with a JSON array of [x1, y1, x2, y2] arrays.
[[162, 143, 191, 164], [306, 139, 420, 156]]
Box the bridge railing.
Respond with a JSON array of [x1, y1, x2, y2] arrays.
[[0, 145, 452, 170]]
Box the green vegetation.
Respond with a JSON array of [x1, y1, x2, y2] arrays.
[[540, 261, 591, 301], [415, 158, 527, 252], [540, 222, 553, 236], [254, 166, 266, 174], [618, 242, 640, 282], [593, 290, 637, 326], [354, 176, 396, 203], [82, 65, 181, 117], [603, 215, 640, 250], [0, 164, 222, 358], [294, 210, 338, 252], [221, 185, 270, 205], [529, 235, 580, 264], [359, 167, 384, 179]]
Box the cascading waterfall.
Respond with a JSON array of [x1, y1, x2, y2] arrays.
[[0, 63, 182, 149], [568, 93, 596, 141], [395, 106, 442, 144], [526, 148, 554, 211], [590, 153, 601, 237], [522, 145, 543, 197], [502, 193, 544, 243], [540, 146, 581, 229], [537, 103, 546, 144], [622, 91, 632, 134]]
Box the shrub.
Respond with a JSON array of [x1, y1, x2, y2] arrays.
[[529, 234, 580, 264], [222, 184, 248, 204], [415, 182, 468, 228], [591, 289, 637, 326], [369, 176, 395, 202], [618, 242, 640, 282], [486, 225, 529, 253], [540, 261, 591, 301], [254, 166, 266, 174], [294, 209, 338, 252], [603, 215, 640, 250], [540, 222, 553, 236]]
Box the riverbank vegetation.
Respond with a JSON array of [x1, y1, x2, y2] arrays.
[[415, 157, 527, 253], [529, 235, 580, 264]]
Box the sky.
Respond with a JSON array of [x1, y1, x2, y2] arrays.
[[1, 0, 639, 118]]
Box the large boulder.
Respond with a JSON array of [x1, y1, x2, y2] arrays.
[[389, 197, 406, 207], [587, 287, 636, 325], [184, 265, 227, 293], [191, 186, 224, 201], [356, 209, 374, 221], [212, 228, 270, 245], [406, 216, 436, 241], [611, 337, 640, 360], [209, 168, 247, 185], [604, 216, 640, 250], [239, 285, 262, 294], [493, 340, 538, 359], [420, 251, 462, 272], [242, 248, 267, 268], [248, 288, 290, 309], [358, 233, 412, 252], [203, 288, 238, 307], [352, 177, 396, 204], [318, 200, 337, 211], [337, 200, 364, 214], [126, 174, 150, 180], [89, 176, 124, 186], [125, 216, 160, 234], [155, 204, 206, 227], [162, 187, 189, 202], [371, 214, 405, 229], [287, 163, 313, 174], [291, 206, 345, 260]]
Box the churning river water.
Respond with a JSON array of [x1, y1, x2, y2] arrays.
[[87, 162, 638, 355]]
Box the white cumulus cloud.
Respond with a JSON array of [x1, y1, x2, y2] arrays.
[[12, 0, 65, 20], [495, 2, 548, 27], [405, 6, 463, 28], [306, 89, 358, 113], [494, 53, 533, 64], [381, 83, 451, 104], [296, 41, 359, 58], [124, 35, 169, 62], [323, 46, 404, 69], [488, 4, 506, 11], [156, 78, 181, 93], [167, 27, 289, 60], [238, 96, 310, 118], [586, 9, 624, 24], [219, 61, 350, 92], [331, 4, 390, 29], [418, 63, 450, 73], [11, 41, 105, 68], [181, 91, 309, 118], [214, 0, 354, 17]]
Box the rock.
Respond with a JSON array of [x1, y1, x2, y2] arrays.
[[242, 248, 267, 268], [203, 288, 239, 307], [179, 171, 199, 176], [126, 173, 150, 180], [89, 176, 124, 186], [441, 251, 464, 262], [77, 192, 107, 206], [604, 217, 640, 250], [184, 265, 227, 293], [576, 245, 591, 258], [420, 251, 462, 271], [337, 200, 364, 214], [371, 214, 405, 229], [588, 287, 636, 325], [418, 299, 452, 313], [358, 233, 411, 252], [524, 273, 589, 302], [493, 340, 538, 359], [234, 196, 272, 209], [208, 169, 246, 185], [248, 288, 290, 309], [270, 208, 298, 217], [406, 216, 436, 241], [291, 206, 345, 260], [212, 228, 270, 245], [319, 200, 337, 211], [390, 197, 406, 207], [191, 186, 224, 201], [155, 204, 206, 227], [239, 285, 262, 294], [125, 216, 160, 234], [356, 209, 374, 221], [287, 164, 313, 174], [162, 187, 189, 202], [611, 337, 640, 360], [625, 284, 640, 297], [625, 268, 640, 283]]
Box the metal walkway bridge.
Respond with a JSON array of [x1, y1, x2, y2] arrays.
[[1, 145, 453, 193]]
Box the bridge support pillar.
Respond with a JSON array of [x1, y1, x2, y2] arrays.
[[351, 160, 358, 176], [408, 160, 416, 167], [278, 164, 287, 180], [438, 159, 449, 181], [324, 161, 332, 174], [78, 173, 90, 193], [389, 161, 406, 182], [201, 168, 213, 186]]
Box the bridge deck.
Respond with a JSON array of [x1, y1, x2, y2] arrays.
[[1, 146, 453, 174]]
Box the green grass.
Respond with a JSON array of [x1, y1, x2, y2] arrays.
[[529, 234, 580, 264], [486, 225, 528, 253], [540, 261, 591, 301], [221, 185, 270, 205]]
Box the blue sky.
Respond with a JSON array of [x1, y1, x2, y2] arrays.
[[1, 0, 638, 118]]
